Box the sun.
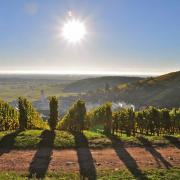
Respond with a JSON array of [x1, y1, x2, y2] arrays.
[[62, 18, 86, 43]]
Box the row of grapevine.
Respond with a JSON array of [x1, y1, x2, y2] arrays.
[[0, 97, 59, 131], [87, 103, 112, 133], [112, 108, 135, 136], [0, 97, 179, 135], [112, 107, 180, 136], [0, 100, 19, 130], [18, 97, 48, 130], [57, 100, 86, 132], [28, 98, 179, 135]]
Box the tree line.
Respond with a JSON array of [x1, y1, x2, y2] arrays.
[[0, 97, 179, 136]]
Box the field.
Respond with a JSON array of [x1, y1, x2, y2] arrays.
[[0, 75, 83, 101], [0, 130, 179, 179]]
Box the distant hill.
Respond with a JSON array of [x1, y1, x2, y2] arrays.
[[63, 76, 144, 93], [115, 71, 180, 107]]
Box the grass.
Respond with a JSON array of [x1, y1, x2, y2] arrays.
[[0, 130, 179, 149], [99, 168, 180, 180], [0, 168, 179, 180]]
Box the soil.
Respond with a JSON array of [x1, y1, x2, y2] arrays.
[[0, 147, 179, 172]]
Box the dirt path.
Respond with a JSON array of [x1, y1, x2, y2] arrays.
[[0, 147, 179, 173]]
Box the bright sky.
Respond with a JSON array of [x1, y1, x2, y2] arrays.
[[0, 0, 180, 75]]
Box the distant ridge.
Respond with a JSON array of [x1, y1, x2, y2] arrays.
[[63, 76, 144, 93], [115, 71, 180, 107]]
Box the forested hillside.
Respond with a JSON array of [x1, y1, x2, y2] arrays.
[[64, 76, 144, 93], [76, 71, 180, 108], [115, 71, 180, 107]]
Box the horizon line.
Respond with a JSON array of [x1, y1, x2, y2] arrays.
[[0, 70, 165, 76]]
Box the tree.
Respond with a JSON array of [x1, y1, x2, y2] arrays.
[[103, 103, 112, 134], [18, 97, 27, 130], [75, 100, 86, 132], [49, 96, 58, 131]]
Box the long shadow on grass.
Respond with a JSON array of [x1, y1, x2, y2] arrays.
[[72, 132, 97, 180], [28, 130, 55, 179], [137, 136, 172, 169], [0, 130, 21, 156], [107, 134, 148, 180], [164, 136, 180, 149]]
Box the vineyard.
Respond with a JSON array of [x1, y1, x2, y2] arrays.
[[0, 97, 179, 136], [0, 97, 180, 179], [0, 100, 19, 131]]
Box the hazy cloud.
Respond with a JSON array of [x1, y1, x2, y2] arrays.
[[24, 2, 38, 15]]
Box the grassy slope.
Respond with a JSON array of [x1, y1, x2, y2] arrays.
[[116, 71, 180, 107], [0, 130, 179, 149], [64, 76, 144, 93], [0, 168, 179, 180]]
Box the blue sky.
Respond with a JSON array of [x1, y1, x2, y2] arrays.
[[0, 0, 180, 75]]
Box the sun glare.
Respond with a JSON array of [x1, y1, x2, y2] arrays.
[[62, 18, 86, 43]]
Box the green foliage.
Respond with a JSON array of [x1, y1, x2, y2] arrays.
[[170, 108, 180, 134], [0, 100, 19, 131], [18, 97, 48, 130], [112, 108, 135, 136], [49, 96, 58, 131], [160, 108, 171, 133], [87, 103, 112, 134], [58, 100, 86, 132], [18, 97, 27, 130], [0, 96, 179, 136], [112, 106, 180, 136]]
